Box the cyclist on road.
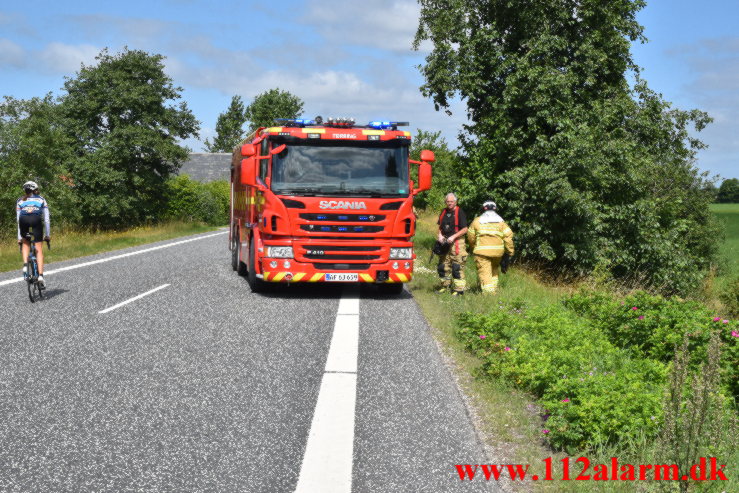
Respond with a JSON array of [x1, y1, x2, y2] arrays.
[[17, 181, 50, 287]]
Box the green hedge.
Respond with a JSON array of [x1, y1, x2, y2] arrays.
[[164, 175, 228, 225]]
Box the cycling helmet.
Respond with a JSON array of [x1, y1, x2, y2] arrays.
[[482, 200, 497, 212], [22, 181, 39, 193]]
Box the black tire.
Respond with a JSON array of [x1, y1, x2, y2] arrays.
[[231, 233, 239, 271], [233, 232, 247, 276], [247, 239, 268, 293], [27, 279, 35, 303], [378, 282, 404, 295]]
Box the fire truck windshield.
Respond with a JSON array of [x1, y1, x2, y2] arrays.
[[270, 142, 410, 197]]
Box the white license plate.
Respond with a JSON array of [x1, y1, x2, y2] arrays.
[[325, 273, 358, 282]]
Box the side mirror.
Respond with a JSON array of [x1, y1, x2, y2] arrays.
[[271, 144, 286, 155], [240, 158, 257, 186], [420, 149, 435, 163], [241, 144, 256, 157], [415, 163, 432, 193]]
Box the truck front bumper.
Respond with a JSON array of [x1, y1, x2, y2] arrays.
[[259, 259, 413, 283]]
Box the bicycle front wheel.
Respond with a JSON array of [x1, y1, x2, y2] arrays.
[[27, 280, 35, 303]]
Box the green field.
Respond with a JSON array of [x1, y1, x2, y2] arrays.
[[710, 203, 739, 284]]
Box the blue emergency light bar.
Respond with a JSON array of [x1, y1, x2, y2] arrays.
[[368, 121, 410, 129], [272, 116, 409, 129]]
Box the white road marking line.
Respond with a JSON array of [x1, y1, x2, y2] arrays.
[[336, 295, 359, 315], [0, 231, 226, 287], [294, 289, 360, 493], [324, 315, 359, 374], [98, 284, 170, 314]]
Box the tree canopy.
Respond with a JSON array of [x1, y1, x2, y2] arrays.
[[244, 89, 304, 133], [717, 178, 739, 203], [410, 129, 460, 210], [414, 0, 719, 294], [60, 48, 199, 228], [0, 95, 77, 234], [204, 95, 247, 153]]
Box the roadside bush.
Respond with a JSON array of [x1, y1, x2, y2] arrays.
[[540, 358, 665, 450], [457, 304, 667, 450], [564, 290, 738, 398], [203, 180, 229, 222], [165, 175, 228, 225]]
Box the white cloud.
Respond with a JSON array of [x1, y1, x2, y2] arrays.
[[38, 42, 100, 74], [66, 14, 171, 44], [303, 0, 425, 54], [0, 39, 99, 74], [0, 38, 26, 68], [1, 6, 464, 152]]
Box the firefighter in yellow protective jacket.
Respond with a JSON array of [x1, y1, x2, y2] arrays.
[[466, 200, 514, 294]]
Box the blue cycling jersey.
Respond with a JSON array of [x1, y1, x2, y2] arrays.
[[16, 194, 51, 240]]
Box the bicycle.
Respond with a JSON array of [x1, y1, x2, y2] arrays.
[[22, 233, 49, 303]]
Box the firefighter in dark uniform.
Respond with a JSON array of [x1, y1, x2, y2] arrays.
[[436, 193, 468, 295]]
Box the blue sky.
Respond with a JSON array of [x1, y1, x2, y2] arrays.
[[1, 0, 737, 180]]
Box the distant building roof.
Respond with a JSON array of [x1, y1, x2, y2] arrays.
[[178, 153, 231, 182]]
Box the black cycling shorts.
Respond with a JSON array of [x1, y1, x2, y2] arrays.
[[19, 215, 43, 242]]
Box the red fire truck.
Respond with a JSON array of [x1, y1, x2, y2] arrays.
[[230, 117, 434, 294]]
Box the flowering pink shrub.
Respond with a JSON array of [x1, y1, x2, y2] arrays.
[[457, 294, 738, 450]]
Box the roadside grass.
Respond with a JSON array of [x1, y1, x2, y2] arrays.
[[411, 211, 569, 491], [0, 221, 223, 273], [410, 210, 738, 492]]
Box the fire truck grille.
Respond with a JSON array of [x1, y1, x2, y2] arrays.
[[300, 213, 386, 222], [304, 245, 380, 252], [297, 243, 385, 264], [300, 225, 383, 234], [312, 263, 370, 270], [305, 254, 380, 261]]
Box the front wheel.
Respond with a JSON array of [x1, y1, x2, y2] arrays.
[[247, 239, 268, 293], [27, 280, 35, 303]]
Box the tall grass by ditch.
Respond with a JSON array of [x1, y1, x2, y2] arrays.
[[409, 209, 738, 492], [0, 221, 222, 273]]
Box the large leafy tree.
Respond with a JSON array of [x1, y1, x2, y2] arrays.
[[410, 129, 460, 210], [60, 48, 199, 228], [204, 95, 247, 152], [414, 0, 719, 294], [717, 178, 739, 203], [0, 95, 77, 236], [244, 89, 304, 133]]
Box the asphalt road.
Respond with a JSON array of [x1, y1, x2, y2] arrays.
[[0, 231, 500, 492]]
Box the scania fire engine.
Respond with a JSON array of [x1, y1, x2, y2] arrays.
[[229, 117, 434, 294]]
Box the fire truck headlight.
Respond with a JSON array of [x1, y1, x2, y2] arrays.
[[266, 246, 294, 258], [389, 247, 412, 259]]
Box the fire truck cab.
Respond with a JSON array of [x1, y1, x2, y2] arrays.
[[230, 117, 433, 294]]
